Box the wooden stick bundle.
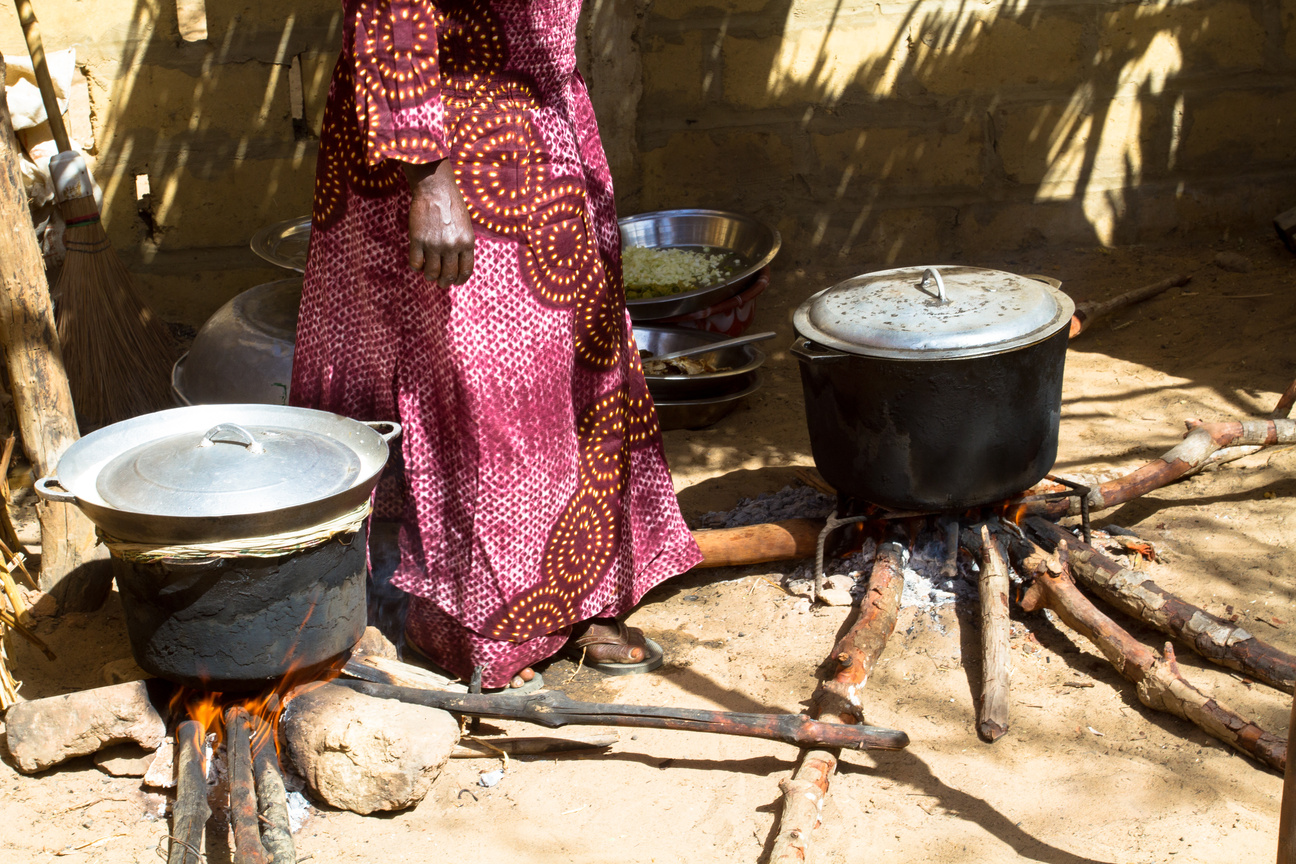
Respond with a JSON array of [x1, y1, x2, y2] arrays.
[[1015, 532, 1286, 771], [1029, 518, 1296, 693]]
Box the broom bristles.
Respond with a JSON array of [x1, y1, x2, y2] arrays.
[[55, 193, 175, 429]]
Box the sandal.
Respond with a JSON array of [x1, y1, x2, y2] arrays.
[[564, 618, 664, 676]]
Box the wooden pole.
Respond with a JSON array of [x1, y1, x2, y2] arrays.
[[690, 518, 822, 569], [0, 57, 109, 612], [169, 720, 210, 864], [977, 525, 1012, 741], [1278, 691, 1296, 862], [768, 526, 907, 864]]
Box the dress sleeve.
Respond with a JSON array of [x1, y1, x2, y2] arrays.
[[349, 0, 449, 167]]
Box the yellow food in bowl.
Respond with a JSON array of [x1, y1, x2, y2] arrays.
[[622, 246, 728, 300]]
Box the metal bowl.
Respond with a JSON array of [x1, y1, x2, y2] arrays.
[[620, 209, 780, 321], [634, 326, 765, 400], [173, 278, 302, 406], [251, 215, 312, 272], [654, 376, 761, 431]]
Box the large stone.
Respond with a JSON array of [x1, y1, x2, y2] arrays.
[[5, 680, 167, 773], [280, 682, 459, 815]]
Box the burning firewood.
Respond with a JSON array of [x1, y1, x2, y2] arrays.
[[225, 709, 267, 864], [249, 713, 297, 864], [1029, 517, 1296, 694], [170, 719, 210, 864], [769, 526, 907, 864], [1021, 418, 1296, 520], [977, 526, 1012, 741], [1015, 530, 1287, 772]]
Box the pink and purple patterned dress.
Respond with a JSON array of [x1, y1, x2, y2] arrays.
[[290, 0, 701, 687]]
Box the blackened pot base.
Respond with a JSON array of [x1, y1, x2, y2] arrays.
[[113, 526, 368, 691]]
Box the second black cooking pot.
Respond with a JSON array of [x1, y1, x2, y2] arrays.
[[791, 265, 1075, 510]]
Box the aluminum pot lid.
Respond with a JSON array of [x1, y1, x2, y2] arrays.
[[793, 265, 1076, 360], [94, 422, 362, 516]]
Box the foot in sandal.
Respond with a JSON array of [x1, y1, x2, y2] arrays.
[[565, 617, 664, 675]]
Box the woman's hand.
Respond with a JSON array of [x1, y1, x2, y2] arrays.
[[402, 160, 474, 287]]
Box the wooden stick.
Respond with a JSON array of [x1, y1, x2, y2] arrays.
[[768, 526, 906, 864], [342, 654, 467, 693], [1068, 274, 1191, 338], [0, 58, 108, 613], [691, 519, 823, 569], [0, 434, 29, 560], [939, 516, 960, 584], [169, 721, 210, 864], [977, 526, 1012, 741], [1021, 419, 1296, 519], [0, 603, 54, 659], [248, 715, 295, 864], [1029, 518, 1296, 694], [1279, 691, 1296, 861], [1015, 537, 1286, 771], [451, 732, 617, 758], [224, 710, 267, 864], [1274, 378, 1296, 420]]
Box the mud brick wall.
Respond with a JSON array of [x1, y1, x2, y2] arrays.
[[628, 0, 1296, 266], [1, 0, 1293, 322], [0, 1, 339, 323]]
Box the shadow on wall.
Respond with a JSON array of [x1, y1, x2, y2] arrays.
[[1, 1, 341, 323], [633, 0, 1296, 265]]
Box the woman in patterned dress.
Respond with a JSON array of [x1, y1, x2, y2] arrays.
[[290, 0, 701, 688]]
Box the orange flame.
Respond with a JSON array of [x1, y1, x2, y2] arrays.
[[171, 587, 346, 761]]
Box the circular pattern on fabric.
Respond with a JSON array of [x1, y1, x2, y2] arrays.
[[437, 0, 505, 79], [354, 0, 441, 108], [313, 61, 402, 231], [572, 268, 622, 370], [576, 389, 630, 498], [484, 583, 572, 642], [520, 193, 601, 306], [453, 113, 550, 237]]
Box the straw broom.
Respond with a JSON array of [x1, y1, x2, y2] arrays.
[[14, 0, 173, 428]]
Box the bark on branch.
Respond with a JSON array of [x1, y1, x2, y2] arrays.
[[1029, 517, 1296, 694], [1021, 419, 1296, 519], [691, 519, 823, 569], [1015, 536, 1286, 772], [977, 526, 1012, 741], [768, 528, 907, 864], [1068, 274, 1192, 338]]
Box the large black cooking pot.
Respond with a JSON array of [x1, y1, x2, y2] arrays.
[[113, 525, 368, 691], [791, 266, 1074, 510]]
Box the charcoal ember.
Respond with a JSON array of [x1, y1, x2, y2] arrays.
[[5, 680, 167, 773], [280, 681, 459, 814]]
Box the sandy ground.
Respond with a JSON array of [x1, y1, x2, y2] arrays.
[[1, 231, 1295, 864]]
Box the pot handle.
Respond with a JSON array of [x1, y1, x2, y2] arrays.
[[1023, 273, 1064, 290], [790, 338, 849, 363], [35, 475, 77, 504], [919, 267, 949, 303], [201, 423, 265, 454], [365, 420, 403, 444]]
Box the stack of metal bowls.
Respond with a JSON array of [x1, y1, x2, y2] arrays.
[[621, 210, 779, 430], [635, 326, 765, 431]]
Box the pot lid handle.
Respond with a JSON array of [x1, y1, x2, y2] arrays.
[[919, 267, 948, 304], [201, 423, 265, 454]]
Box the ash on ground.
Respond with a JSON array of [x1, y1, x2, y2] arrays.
[[784, 533, 980, 613], [696, 484, 836, 529]]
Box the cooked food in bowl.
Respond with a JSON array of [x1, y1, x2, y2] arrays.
[[622, 246, 739, 299], [640, 351, 730, 377]]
